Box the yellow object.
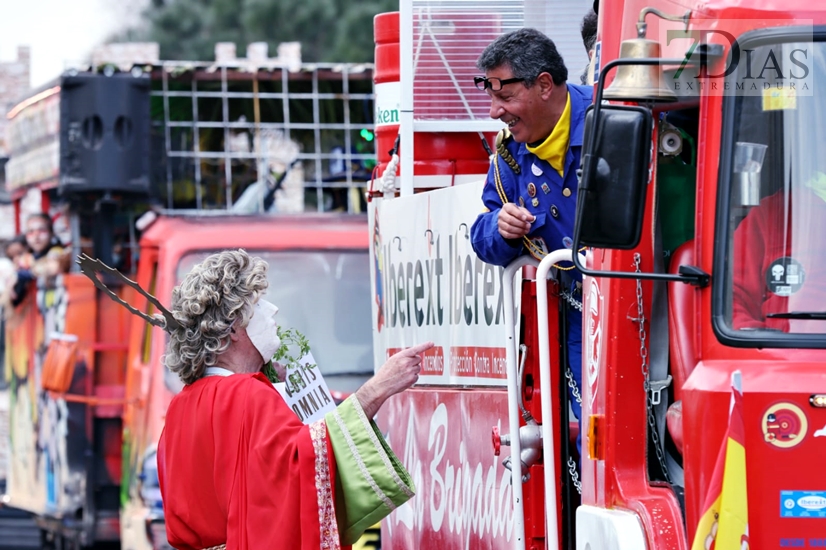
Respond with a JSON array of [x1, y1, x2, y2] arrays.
[[526, 92, 571, 176], [806, 171, 826, 203], [811, 394, 826, 408], [762, 87, 797, 111], [691, 379, 748, 550], [587, 414, 605, 461], [352, 523, 381, 550]]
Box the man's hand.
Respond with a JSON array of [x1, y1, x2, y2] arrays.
[[355, 342, 435, 417], [497, 203, 535, 239]]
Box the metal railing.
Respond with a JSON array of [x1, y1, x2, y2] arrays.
[[149, 62, 376, 213]]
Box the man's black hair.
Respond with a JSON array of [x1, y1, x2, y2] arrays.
[[581, 10, 598, 54], [476, 28, 568, 86]]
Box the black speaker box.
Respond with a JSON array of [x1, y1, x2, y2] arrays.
[[59, 72, 150, 193]]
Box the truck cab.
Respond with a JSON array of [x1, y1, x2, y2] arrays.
[[575, 0, 826, 547], [370, 0, 826, 548]]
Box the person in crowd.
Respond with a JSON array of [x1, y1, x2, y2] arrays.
[[580, 9, 598, 85], [469, 28, 593, 451], [732, 172, 826, 333], [158, 249, 433, 549], [10, 214, 69, 306], [25, 213, 68, 276], [5, 235, 31, 268], [1, 237, 27, 307]]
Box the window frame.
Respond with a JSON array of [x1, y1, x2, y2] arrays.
[[712, 25, 826, 349]]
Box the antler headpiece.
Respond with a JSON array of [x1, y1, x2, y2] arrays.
[[76, 253, 182, 332]]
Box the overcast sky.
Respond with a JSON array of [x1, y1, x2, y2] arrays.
[[0, 0, 146, 88]]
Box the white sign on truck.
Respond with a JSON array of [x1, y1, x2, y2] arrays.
[[369, 182, 519, 386]]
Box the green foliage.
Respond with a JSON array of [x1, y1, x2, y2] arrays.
[[261, 326, 315, 384], [118, 0, 398, 63]]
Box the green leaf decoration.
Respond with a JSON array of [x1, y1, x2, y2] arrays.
[[262, 326, 317, 383]]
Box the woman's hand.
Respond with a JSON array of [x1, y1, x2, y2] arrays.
[[355, 342, 434, 417]]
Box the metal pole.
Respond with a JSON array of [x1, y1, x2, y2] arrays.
[[253, 72, 263, 212], [222, 66, 233, 208], [399, 0, 414, 197], [162, 66, 173, 208], [342, 65, 355, 213], [503, 255, 537, 550], [535, 248, 584, 550], [312, 68, 324, 211], [192, 77, 202, 210]]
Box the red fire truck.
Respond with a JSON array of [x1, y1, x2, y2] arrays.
[[371, 0, 826, 548]]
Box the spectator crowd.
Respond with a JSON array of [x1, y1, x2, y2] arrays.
[[0, 213, 70, 312]]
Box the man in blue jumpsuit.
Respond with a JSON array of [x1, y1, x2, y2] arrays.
[[470, 28, 593, 451]]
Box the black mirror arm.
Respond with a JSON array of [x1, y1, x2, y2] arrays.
[[570, 230, 710, 286]]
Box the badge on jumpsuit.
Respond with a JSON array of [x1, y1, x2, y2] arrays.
[[541, 183, 551, 195], [531, 197, 540, 207], [527, 182, 537, 197], [562, 187, 572, 197], [518, 196, 525, 208]]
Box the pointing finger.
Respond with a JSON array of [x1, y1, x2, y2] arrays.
[[403, 342, 435, 356]]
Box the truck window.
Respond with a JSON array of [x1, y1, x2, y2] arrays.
[[174, 250, 373, 393], [721, 38, 826, 340]]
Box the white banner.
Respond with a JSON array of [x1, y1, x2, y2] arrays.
[[369, 182, 519, 386]]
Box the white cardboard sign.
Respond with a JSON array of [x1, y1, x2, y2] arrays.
[[273, 351, 336, 424]]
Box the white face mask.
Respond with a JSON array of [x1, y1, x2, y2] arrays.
[[245, 300, 280, 362]]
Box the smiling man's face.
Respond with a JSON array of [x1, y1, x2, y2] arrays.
[[485, 65, 551, 144]]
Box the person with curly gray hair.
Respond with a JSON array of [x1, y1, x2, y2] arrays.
[[163, 249, 269, 385], [157, 249, 432, 550]]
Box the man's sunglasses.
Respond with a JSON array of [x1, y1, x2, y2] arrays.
[[473, 76, 526, 92]]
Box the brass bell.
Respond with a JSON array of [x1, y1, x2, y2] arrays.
[[604, 38, 677, 102]]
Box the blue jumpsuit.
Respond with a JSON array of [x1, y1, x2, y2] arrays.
[[470, 84, 593, 448]]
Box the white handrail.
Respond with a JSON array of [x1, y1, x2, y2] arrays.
[[535, 248, 586, 550], [502, 255, 537, 550]]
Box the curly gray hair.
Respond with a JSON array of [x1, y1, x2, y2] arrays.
[[164, 249, 268, 385]]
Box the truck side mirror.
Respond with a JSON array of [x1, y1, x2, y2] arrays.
[[576, 105, 653, 249]]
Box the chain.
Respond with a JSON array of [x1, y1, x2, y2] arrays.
[[565, 368, 582, 405], [567, 456, 582, 495], [632, 253, 672, 485], [560, 285, 583, 494], [561, 286, 582, 404], [560, 289, 583, 312]]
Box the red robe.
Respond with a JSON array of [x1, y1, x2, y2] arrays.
[[158, 372, 341, 550]]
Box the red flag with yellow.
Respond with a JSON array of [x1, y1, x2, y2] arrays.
[[691, 371, 749, 550]]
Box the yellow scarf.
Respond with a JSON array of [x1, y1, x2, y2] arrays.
[[526, 92, 571, 176]]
